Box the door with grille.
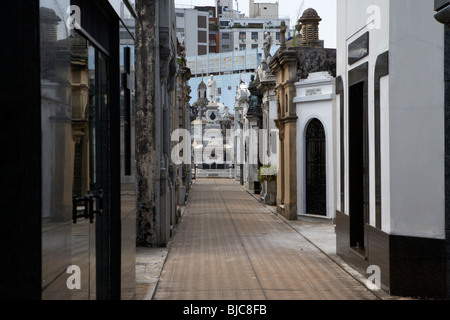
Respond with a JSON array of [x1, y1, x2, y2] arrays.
[[305, 119, 327, 216]]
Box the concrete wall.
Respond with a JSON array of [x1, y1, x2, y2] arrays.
[[249, 0, 279, 19], [388, 0, 445, 238], [336, 0, 445, 238]]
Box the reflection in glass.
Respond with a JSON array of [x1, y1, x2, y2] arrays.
[[119, 17, 137, 300], [40, 0, 98, 299], [41, 1, 137, 299], [108, 0, 136, 20]]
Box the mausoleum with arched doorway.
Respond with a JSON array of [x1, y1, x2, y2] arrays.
[[294, 72, 335, 223]]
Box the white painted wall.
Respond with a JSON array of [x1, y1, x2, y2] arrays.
[[243, 117, 259, 190], [268, 97, 278, 167], [250, 2, 279, 19], [380, 76, 391, 233], [336, 0, 445, 239], [337, 0, 390, 222], [294, 72, 335, 219], [388, 0, 445, 239]]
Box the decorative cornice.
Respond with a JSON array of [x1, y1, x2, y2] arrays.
[[275, 80, 297, 91], [280, 116, 298, 123], [278, 50, 298, 66]]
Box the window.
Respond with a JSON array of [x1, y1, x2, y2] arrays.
[[198, 45, 207, 55], [222, 33, 230, 39], [251, 32, 258, 40], [276, 32, 280, 40], [198, 31, 207, 43], [176, 12, 184, 17], [222, 45, 229, 49], [220, 21, 229, 27], [177, 28, 185, 33], [239, 32, 246, 40], [251, 44, 258, 49], [239, 44, 246, 51], [198, 16, 207, 28]]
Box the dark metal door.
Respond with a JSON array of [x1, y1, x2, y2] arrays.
[[305, 119, 327, 216]]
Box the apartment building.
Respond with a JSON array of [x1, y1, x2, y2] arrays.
[[219, 17, 290, 52], [176, 8, 210, 56]]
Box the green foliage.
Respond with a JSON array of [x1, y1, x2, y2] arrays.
[[209, 23, 219, 31], [257, 165, 277, 184]]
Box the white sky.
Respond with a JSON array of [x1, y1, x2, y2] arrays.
[[174, 0, 337, 48]]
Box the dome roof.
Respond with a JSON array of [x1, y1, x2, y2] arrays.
[[299, 8, 321, 21], [198, 80, 206, 89]]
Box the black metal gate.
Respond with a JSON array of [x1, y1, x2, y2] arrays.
[[305, 119, 327, 216]]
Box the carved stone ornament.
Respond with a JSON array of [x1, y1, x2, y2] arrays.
[[274, 119, 285, 141]]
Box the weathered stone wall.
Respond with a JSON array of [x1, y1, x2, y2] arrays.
[[135, 0, 159, 247], [292, 47, 336, 80], [135, 0, 191, 247]]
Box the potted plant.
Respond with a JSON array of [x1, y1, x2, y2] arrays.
[[257, 165, 277, 205]]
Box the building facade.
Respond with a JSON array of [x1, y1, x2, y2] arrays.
[[336, 0, 446, 298], [176, 8, 210, 56], [255, 57, 278, 205], [269, 10, 336, 221], [249, 0, 279, 19], [294, 71, 336, 222], [195, 6, 220, 54], [216, 0, 240, 19], [219, 17, 290, 53], [242, 78, 264, 193]]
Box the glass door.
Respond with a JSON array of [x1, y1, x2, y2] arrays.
[[40, 1, 108, 298]]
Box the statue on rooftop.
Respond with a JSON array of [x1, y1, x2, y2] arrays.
[[263, 32, 273, 63], [206, 74, 217, 103]]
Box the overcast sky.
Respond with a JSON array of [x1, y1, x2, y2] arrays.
[[174, 0, 337, 48]]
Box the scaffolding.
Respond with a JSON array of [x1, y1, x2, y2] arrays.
[[187, 49, 261, 77]]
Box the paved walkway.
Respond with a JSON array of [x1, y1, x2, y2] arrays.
[[150, 179, 380, 300]]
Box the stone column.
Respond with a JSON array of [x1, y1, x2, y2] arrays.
[[271, 50, 298, 220], [283, 116, 298, 220], [135, 0, 160, 247]]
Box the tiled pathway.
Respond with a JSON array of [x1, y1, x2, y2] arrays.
[[153, 179, 378, 300]]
